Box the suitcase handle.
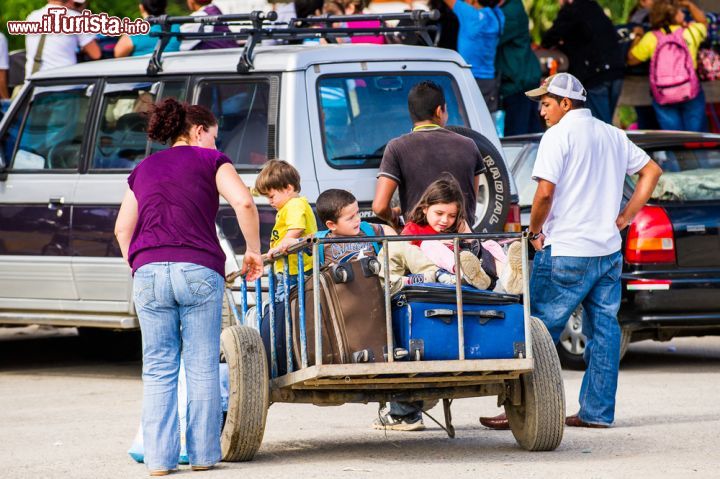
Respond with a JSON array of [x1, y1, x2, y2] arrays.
[[424, 308, 505, 325]]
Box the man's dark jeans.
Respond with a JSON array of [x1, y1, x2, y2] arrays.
[[585, 78, 623, 124], [502, 91, 543, 136]]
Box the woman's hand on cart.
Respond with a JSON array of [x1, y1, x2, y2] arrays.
[[241, 250, 264, 282]]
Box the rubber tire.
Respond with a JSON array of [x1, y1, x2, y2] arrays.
[[505, 316, 565, 451], [220, 325, 269, 462], [556, 306, 632, 370], [444, 125, 511, 232]]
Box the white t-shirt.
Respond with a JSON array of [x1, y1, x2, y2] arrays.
[[532, 108, 650, 257], [0, 33, 9, 70], [24, 5, 96, 78]]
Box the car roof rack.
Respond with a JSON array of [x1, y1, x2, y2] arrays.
[[145, 10, 440, 76]]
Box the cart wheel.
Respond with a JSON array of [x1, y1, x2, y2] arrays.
[[505, 316, 565, 451], [220, 325, 269, 461]]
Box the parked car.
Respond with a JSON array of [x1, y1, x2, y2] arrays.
[[503, 131, 720, 369], [0, 12, 519, 348]]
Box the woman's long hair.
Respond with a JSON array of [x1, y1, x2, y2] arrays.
[[407, 174, 466, 234]]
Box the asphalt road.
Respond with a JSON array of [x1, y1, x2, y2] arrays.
[[1, 326, 719, 479]]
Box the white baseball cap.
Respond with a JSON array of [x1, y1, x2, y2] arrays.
[[525, 72, 587, 102]]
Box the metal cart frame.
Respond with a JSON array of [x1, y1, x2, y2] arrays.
[[220, 232, 564, 461]]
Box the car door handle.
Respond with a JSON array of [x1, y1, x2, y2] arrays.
[[48, 197, 65, 209]]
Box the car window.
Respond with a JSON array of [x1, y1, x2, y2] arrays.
[[0, 94, 29, 169], [318, 73, 469, 169], [196, 80, 269, 169], [629, 147, 720, 201], [8, 84, 92, 171], [511, 144, 538, 208], [502, 144, 525, 171], [92, 82, 158, 170]]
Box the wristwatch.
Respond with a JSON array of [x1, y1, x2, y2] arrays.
[[526, 229, 543, 241]]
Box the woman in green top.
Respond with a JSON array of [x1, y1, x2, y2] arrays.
[[114, 0, 181, 57]]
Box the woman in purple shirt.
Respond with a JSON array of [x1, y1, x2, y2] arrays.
[[114, 99, 262, 476]]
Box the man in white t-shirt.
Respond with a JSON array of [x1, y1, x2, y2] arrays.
[[480, 73, 662, 430], [0, 33, 9, 99], [24, 0, 101, 79]]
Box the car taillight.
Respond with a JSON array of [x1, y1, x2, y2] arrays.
[[504, 203, 522, 232], [625, 205, 676, 264]]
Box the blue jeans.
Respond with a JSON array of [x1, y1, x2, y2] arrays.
[[273, 271, 311, 303], [652, 89, 708, 132], [502, 90, 543, 136], [134, 262, 224, 471], [585, 79, 623, 124], [530, 247, 623, 426]]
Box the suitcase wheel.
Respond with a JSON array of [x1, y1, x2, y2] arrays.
[[352, 349, 374, 363], [331, 263, 354, 283], [360, 257, 381, 277], [409, 339, 424, 361]]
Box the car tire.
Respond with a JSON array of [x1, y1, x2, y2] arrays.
[[556, 306, 631, 370], [220, 325, 268, 462], [445, 125, 511, 232], [505, 316, 565, 451]]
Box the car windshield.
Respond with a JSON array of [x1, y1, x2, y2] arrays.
[[629, 147, 720, 202], [318, 73, 469, 169]]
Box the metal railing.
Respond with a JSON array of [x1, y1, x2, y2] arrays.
[[144, 10, 440, 74], [226, 232, 529, 379]]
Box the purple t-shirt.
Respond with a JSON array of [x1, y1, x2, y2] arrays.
[[128, 146, 231, 277]]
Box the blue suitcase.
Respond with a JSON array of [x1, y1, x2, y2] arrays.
[[392, 283, 526, 361]]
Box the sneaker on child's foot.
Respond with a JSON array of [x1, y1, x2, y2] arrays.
[[403, 273, 426, 286], [372, 411, 426, 431], [435, 268, 457, 285], [459, 250, 491, 290], [500, 241, 523, 294]]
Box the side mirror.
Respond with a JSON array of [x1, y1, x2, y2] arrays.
[[0, 153, 7, 182]]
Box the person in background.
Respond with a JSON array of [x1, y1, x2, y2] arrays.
[[115, 0, 182, 57], [630, 0, 654, 25], [24, 0, 101, 78], [70, 0, 89, 11], [541, 0, 625, 124], [372, 81, 486, 230], [442, 0, 505, 113], [428, 0, 460, 50], [628, 0, 708, 131], [496, 0, 542, 135], [0, 33, 9, 100], [114, 99, 262, 476], [344, 0, 386, 44], [627, 0, 660, 130], [180, 0, 237, 51]]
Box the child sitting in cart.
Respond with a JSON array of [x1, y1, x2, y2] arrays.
[[401, 175, 524, 294], [315, 188, 484, 295]]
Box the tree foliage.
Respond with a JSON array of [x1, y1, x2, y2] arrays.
[[1, 0, 189, 51], [526, 0, 637, 44]]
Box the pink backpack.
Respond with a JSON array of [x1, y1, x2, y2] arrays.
[[649, 27, 701, 105]]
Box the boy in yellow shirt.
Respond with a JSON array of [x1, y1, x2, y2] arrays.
[[255, 160, 318, 301]]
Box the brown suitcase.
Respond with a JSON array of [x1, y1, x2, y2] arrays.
[[290, 256, 388, 366]]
